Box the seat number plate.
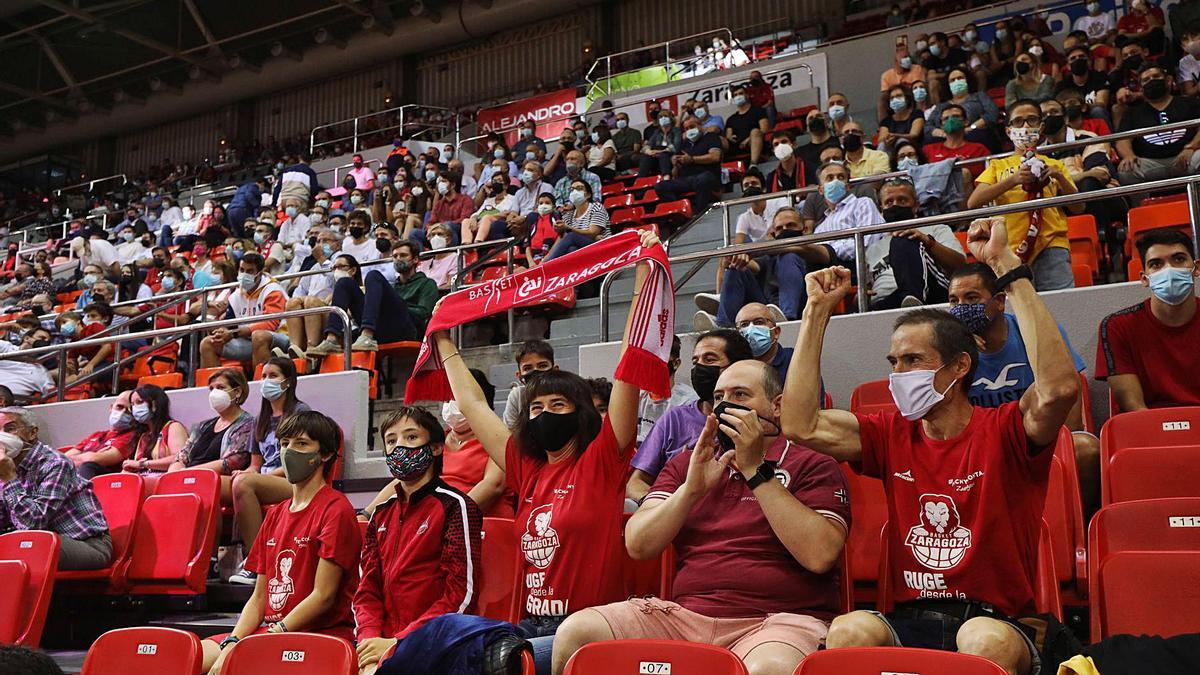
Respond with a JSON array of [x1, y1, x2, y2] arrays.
[[136, 644, 157, 655], [639, 663, 671, 674], [282, 651, 306, 662]]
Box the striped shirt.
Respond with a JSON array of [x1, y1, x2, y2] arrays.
[[0, 441, 108, 541], [561, 202, 611, 238]]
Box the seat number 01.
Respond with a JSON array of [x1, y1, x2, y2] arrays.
[[282, 650, 306, 662], [639, 663, 671, 674]]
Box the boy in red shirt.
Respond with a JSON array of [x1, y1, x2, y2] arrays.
[[1096, 229, 1200, 410], [354, 407, 483, 674], [202, 411, 361, 675], [782, 218, 1079, 675]]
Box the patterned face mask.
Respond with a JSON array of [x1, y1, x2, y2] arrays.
[[385, 443, 434, 481]]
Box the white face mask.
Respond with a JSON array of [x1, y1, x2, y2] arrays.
[[888, 365, 957, 421], [0, 430, 26, 458], [536, 203, 554, 216], [773, 143, 793, 161], [430, 234, 449, 250], [442, 399, 469, 431], [333, 269, 351, 280], [208, 388, 233, 413], [411, 186, 424, 197]]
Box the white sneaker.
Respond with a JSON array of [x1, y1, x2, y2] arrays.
[[693, 310, 717, 332], [766, 303, 787, 324], [227, 565, 256, 585], [693, 292, 720, 315], [901, 295, 923, 308]]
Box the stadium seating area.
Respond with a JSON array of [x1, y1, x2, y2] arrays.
[[3, 0, 1200, 673]]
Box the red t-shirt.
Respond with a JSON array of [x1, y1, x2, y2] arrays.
[[245, 484, 362, 641], [73, 321, 108, 360], [647, 436, 851, 620], [1095, 298, 1200, 408], [855, 403, 1052, 617], [505, 417, 631, 618], [443, 437, 515, 518], [1117, 8, 1163, 35], [923, 141, 991, 177]]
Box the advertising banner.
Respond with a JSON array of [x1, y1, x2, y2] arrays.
[[477, 88, 578, 148]]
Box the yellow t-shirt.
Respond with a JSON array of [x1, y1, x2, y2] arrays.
[[847, 148, 891, 179], [975, 154, 1074, 262]]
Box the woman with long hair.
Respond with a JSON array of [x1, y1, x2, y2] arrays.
[[121, 383, 189, 475], [227, 357, 312, 584]]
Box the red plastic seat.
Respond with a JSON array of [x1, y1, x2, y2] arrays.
[[128, 469, 220, 595], [610, 207, 645, 231], [602, 194, 633, 211], [1100, 406, 1200, 454], [0, 530, 61, 647], [848, 378, 894, 415], [253, 358, 307, 379], [563, 640, 749, 675], [844, 379, 895, 602], [629, 188, 659, 207], [57, 473, 144, 592], [1100, 407, 1200, 505], [1078, 373, 1095, 434], [794, 647, 1008, 674], [600, 182, 627, 198], [620, 512, 675, 600], [376, 340, 423, 359], [1066, 214, 1102, 275], [193, 366, 225, 388], [646, 199, 693, 226], [221, 633, 356, 675], [137, 372, 183, 390], [319, 350, 378, 398], [1126, 200, 1189, 257], [81, 626, 203, 675], [1071, 263, 1094, 287], [1043, 452, 1088, 599], [0, 560, 29, 645], [1089, 498, 1200, 639], [478, 517, 521, 623], [628, 175, 664, 192], [722, 160, 746, 183]]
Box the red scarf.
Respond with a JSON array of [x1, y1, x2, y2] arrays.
[[404, 230, 675, 403]]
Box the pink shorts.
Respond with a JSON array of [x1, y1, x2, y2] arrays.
[[590, 597, 829, 659]]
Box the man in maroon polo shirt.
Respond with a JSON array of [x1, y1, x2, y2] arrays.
[[551, 359, 851, 675]]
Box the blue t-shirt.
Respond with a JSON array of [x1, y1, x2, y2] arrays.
[[969, 314, 1085, 408]]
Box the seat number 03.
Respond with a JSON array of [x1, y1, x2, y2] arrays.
[[639, 663, 671, 674]]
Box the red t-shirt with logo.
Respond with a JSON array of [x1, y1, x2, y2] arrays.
[[922, 141, 991, 177], [1095, 299, 1200, 408], [505, 417, 631, 618], [443, 437, 515, 518], [647, 436, 851, 620], [854, 403, 1051, 617], [245, 484, 362, 640]]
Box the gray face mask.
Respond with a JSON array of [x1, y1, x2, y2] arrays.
[[281, 446, 322, 484]]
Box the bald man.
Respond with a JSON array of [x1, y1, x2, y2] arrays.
[[735, 303, 795, 381]]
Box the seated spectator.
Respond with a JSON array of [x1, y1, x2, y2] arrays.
[[198, 252, 289, 368], [272, 153, 320, 210], [512, 162, 554, 218], [1115, 65, 1200, 184], [948, 262, 1099, 509], [354, 409, 485, 675], [461, 169, 516, 245], [930, 68, 1001, 151], [553, 150, 603, 208], [922, 104, 991, 177], [0, 644, 66, 674], [1097, 230, 1200, 410], [227, 357, 311, 584], [419, 172, 472, 250], [512, 193, 561, 268], [120, 383, 188, 475], [585, 124, 617, 181], [309, 241, 437, 354], [115, 222, 153, 266], [200, 411, 359, 675], [0, 406, 112, 570], [512, 121, 547, 163], [1118, 0, 1166, 55], [725, 85, 769, 165], [1005, 52, 1056, 108], [53, 311, 82, 343], [501, 340, 558, 428], [348, 153, 377, 194], [250, 222, 285, 275], [0, 330, 55, 399], [19, 262, 55, 304], [1057, 88, 1111, 139], [416, 222, 457, 289], [1180, 26, 1200, 97], [921, 32, 971, 95], [969, 100, 1080, 291], [1109, 40, 1158, 127], [654, 117, 724, 214], [866, 178, 965, 309], [766, 129, 802, 192], [682, 98, 725, 137], [638, 110, 683, 177], [825, 92, 854, 137], [880, 46, 929, 116], [732, 170, 790, 246], [1074, 1, 1116, 45], [587, 377, 613, 415], [72, 303, 115, 382], [546, 179, 609, 261], [1056, 47, 1112, 121], [877, 85, 925, 150], [341, 209, 382, 263], [169, 368, 254, 477], [787, 228, 1080, 674], [284, 227, 341, 355], [789, 161, 886, 281], [62, 390, 141, 480], [696, 207, 812, 329], [276, 197, 311, 246], [841, 122, 890, 178], [610, 111, 643, 171], [0, 263, 35, 308], [1038, 99, 1125, 245], [735, 302, 797, 381], [556, 358, 850, 675]]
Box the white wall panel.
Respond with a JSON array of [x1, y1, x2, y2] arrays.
[[610, 0, 835, 52], [113, 107, 234, 174], [252, 60, 406, 142]]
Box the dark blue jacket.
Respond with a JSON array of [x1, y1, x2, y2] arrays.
[[377, 614, 519, 675]]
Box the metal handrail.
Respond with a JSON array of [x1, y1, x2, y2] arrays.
[[53, 174, 128, 197], [711, 116, 1200, 247], [599, 173, 1200, 340], [324, 158, 383, 190], [586, 28, 736, 97], [821, 0, 1086, 50], [1, 305, 354, 402], [309, 104, 460, 154]]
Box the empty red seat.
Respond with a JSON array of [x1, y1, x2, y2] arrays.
[[646, 199, 693, 225], [600, 182, 627, 198], [630, 188, 660, 207], [629, 175, 664, 192], [1066, 214, 1102, 275], [137, 372, 183, 390], [563, 640, 748, 675], [722, 160, 746, 182], [221, 633, 356, 675], [319, 350, 378, 398], [1126, 200, 1189, 255], [128, 469, 219, 595], [795, 647, 1008, 674], [0, 530, 60, 647], [478, 517, 521, 623], [57, 473, 144, 592], [1071, 263, 1094, 287], [1100, 407, 1200, 505], [1101, 406, 1200, 454], [1089, 498, 1200, 639], [602, 194, 633, 210], [81, 626, 203, 675], [610, 207, 645, 231]]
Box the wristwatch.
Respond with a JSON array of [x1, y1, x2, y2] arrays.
[[994, 264, 1033, 289], [745, 460, 778, 491], [218, 636, 240, 650]]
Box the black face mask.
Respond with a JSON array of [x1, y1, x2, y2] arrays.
[[349, 226, 366, 239], [1124, 54, 1144, 71], [1043, 114, 1065, 136], [1142, 78, 1168, 101], [842, 134, 864, 152], [376, 237, 392, 253], [1015, 61, 1032, 75], [520, 368, 549, 385], [1064, 104, 1084, 120], [1069, 59, 1090, 76], [690, 364, 721, 403], [529, 409, 578, 453], [808, 117, 828, 134], [308, 235, 318, 248], [152, 258, 166, 269], [712, 401, 780, 451], [742, 186, 764, 198], [881, 205, 915, 223]]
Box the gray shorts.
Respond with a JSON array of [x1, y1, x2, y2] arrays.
[[222, 333, 289, 362]]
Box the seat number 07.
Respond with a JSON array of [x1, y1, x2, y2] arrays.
[[639, 663, 671, 674]]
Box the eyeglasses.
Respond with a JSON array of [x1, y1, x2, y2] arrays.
[[1009, 116, 1042, 128], [332, 264, 352, 271]]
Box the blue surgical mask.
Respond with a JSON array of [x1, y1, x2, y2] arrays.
[[685, 127, 701, 142], [913, 87, 928, 102], [828, 104, 846, 120], [733, 94, 748, 106], [694, 107, 708, 120], [823, 179, 847, 203], [659, 115, 672, 127], [996, 27, 1008, 40], [132, 403, 152, 423], [425, 169, 437, 182], [949, 79, 970, 96], [900, 56, 913, 69], [59, 322, 77, 337], [83, 273, 98, 287], [890, 97, 907, 112], [1147, 266, 1197, 305], [253, 232, 265, 244], [930, 44, 943, 57], [160, 276, 176, 291], [285, 206, 298, 218], [898, 156, 919, 172], [616, 119, 628, 129], [521, 170, 534, 183], [238, 272, 258, 292], [740, 325, 774, 357], [569, 189, 586, 206], [975, 40, 990, 54], [321, 243, 334, 258], [526, 151, 536, 162], [493, 147, 505, 158], [261, 379, 286, 401]]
